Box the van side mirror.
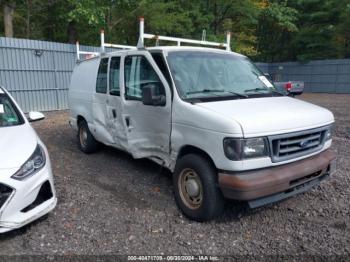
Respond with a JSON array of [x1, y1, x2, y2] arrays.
[[142, 84, 166, 106], [28, 111, 45, 122]]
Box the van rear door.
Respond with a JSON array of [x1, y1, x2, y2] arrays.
[[122, 51, 172, 162]]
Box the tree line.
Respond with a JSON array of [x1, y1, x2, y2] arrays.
[[1, 0, 350, 62]]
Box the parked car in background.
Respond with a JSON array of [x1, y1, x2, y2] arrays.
[[274, 80, 305, 96], [0, 86, 57, 233], [262, 73, 304, 96], [69, 20, 336, 221]]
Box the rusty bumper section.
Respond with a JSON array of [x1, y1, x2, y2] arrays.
[[218, 149, 336, 207]]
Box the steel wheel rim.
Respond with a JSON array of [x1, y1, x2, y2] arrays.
[[178, 168, 203, 210], [79, 126, 88, 148]]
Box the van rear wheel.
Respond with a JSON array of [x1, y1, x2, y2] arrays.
[[78, 120, 99, 154], [173, 154, 225, 221]]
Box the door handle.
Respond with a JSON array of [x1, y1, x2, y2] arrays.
[[125, 116, 130, 127], [125, 116, 134, 131], [112, 109, 117, 118]]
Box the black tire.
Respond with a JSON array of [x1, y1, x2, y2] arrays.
[[173, 154, 225, 221], [77, 119, 100, 154]]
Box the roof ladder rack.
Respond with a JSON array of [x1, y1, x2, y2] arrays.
[[76, 41, 99, 60], [76, 17, 232, 61], [137, 17, 231, 51], [76, 30, 135, 61], [100, 30, 136, 53]]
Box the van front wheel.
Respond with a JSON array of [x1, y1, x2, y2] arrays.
[[78, 120, 99, 154], [173, 154, 225, 221]]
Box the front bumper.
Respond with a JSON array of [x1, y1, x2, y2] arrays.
[[218, 149, 336, 206], [0, 153, 57, 233]]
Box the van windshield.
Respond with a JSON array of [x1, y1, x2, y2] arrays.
[[166, 51, 281, 101], [0, 94, 24, 127]]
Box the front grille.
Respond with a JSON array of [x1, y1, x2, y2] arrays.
[[0, 183, 13, 210], [269, 126, 328, 162]]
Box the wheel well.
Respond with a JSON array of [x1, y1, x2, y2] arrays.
[[77, 115, 85, 126], [177, 145, 217, 170]]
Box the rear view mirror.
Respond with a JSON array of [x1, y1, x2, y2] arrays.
[[28, 111, 45, 122], [142, 84, 166, 106]]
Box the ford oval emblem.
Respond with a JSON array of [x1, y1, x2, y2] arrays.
[[299, 140, 309, 148]]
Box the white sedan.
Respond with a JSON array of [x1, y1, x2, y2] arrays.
[[0, 86, 57, 233]]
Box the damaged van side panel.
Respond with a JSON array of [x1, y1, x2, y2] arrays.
[[122, 51, 172, 164]]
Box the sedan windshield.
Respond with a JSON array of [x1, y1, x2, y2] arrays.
[[0, 94, 24, 127], [166, 51, 281, 101]]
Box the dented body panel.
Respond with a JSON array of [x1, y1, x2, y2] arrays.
[[68, 46, 336, 207]]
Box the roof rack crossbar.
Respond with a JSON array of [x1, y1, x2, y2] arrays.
[[138, 17, 231, 51], [76, 41, 99, 60], [103, 43, 136, 49], [100, 30, 136, 52]]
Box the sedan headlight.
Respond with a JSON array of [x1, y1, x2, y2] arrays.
[[12, 144, 46, 181], [223, 137, 269, 160]]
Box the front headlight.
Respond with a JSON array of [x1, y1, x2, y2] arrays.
[[223, 137, 269, 160], [12, 144, 46, 181], [325, 125, 333, 141]]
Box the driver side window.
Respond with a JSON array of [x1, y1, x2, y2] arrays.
[[109, 57, 121, 96], [124, 55, 165, 100]]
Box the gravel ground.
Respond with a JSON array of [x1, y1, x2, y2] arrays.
[[0, 93, 349, 258]]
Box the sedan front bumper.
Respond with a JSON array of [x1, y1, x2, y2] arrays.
[[0, 153, 57, 233]]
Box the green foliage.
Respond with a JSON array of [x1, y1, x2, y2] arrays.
[[255, 0, 299, 62], [263, 2, 298, 32], [290, 0, 344, 61], [1, 0, 349, 61], [66, 0, 106, 26], [336, 2, 350, 58], [205, 0, 260, 56]]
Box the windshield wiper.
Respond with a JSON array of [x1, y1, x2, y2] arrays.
[[244, 87, 269, 93], [186, 89, 248, 98], [186, 89, 223, 94], [270, 90, 285, 96], [244, 87, 284, 96], [224, 90, 248, 98]]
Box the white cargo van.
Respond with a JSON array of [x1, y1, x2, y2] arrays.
[[69, 19, 336, 221]]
